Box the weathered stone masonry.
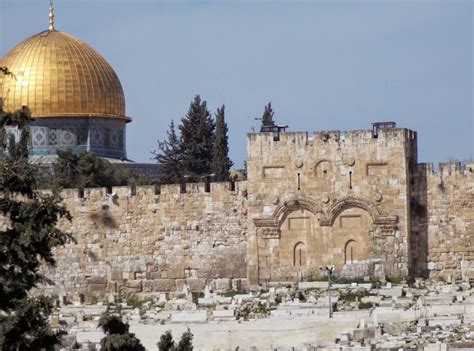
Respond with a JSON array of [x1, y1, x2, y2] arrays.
[[29, 126, 474, 298], [41, 182, 248, 300]]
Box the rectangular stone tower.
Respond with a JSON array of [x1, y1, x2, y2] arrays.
[[246, 125, 418, 284]]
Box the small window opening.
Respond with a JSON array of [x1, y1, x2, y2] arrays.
[[78, 188, 84, 198], [204, 179, 211, 193], [130, 185, 136, 196], [180, 182, 186, 193], [297, 173, 301, 190], [349, 171, 352, 189]]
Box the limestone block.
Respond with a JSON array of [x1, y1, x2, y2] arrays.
[[124, 280, 142, 292], [153, 279, 176, 292], [212, 309, 235, 320], [170, 310, 207, 323], [298, 281, 328, 289]]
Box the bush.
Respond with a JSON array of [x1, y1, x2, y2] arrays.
[[98, 312, 145, 351], [176, 328, 193, 351], [358, 302, 373, 309], [157, 329, 193, 351], [157, 330, 175, 351]]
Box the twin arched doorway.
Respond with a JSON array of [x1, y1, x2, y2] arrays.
[[276, 206, 373, 279]]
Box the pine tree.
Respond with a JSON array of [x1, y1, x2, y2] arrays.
[[261, 102, 275, 127], [153, 120, 183, 185], [211, 105, 233, 181], [179, 95, 215, 180], [0, 103, 72, 349]]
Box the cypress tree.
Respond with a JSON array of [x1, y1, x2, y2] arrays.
[[211, 105, 233, 181], [179, 95, 215, 179], [153, 120, 183, 185], [261, 102, 275, 127]]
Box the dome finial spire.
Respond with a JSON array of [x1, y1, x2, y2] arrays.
[[48, 0, 55, 31]]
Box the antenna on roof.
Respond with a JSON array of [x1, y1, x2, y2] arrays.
[[48, 0, 55, 31]]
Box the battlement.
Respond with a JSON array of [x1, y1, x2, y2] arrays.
[[414, 161, 474, 177], [37, 180, 247, 203], [247, 127, 417, 156]]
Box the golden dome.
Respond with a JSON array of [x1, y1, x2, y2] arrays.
[[0, 30, 130, 121]]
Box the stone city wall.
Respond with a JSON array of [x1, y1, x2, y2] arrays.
[[245, 128, 417, 283], [410, 161, 474, 280], [39, 182, 248, 302]]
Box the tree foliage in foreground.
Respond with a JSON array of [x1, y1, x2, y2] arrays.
[[98, 312, 145, 351], [0, 103, 71, 350], [50, 149, 138, 189], [157, 328, 194, 351]]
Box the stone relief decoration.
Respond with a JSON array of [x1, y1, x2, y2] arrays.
[[321, 194, 330, 204], [345, 157, 356, 167], [254, 219, 281, 239], [60, 127, 75, 146], [294, 159, 304, 168], [273, 198, 322, 226], [315, 160, 332, 180], [319, 196, 398, 230], [374, 192, 383, 202]]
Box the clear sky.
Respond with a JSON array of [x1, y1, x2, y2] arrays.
[[1, 0, 472, 166]]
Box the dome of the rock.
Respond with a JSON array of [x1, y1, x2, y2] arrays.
[[0, 30, 128, 120], [0, 18, 130, 161]]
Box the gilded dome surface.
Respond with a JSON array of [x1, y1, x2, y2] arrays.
[[0, 30, 129, 121]]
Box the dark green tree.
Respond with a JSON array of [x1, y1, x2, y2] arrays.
[[261, 102, 275, 127], [179, 95, 215, 179], [176, 328, 193, 351], [157, 330, 175, 351], [211, 105, 233, 181], [98, 312, 145, 351], [51, 150, 136, 189], [0, 103, 71, 350], [153, 120, 183, 185]]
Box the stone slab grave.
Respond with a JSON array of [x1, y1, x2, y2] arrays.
[[298, 282, 329, 290], [171, 310, 207, 323], [212, 309, 235, 320], [428, 316, 462, 328]]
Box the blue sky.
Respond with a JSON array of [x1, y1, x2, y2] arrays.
[[1, 0, 472, 166]]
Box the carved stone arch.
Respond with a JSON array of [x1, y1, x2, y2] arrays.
[[321, 197, 384, 226], [272, 198, 322, 226]]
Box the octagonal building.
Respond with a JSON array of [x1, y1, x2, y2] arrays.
[[0, 10, 131, 163]]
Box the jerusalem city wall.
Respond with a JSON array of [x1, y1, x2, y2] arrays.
[[246, 128, 417, 283], [410, 161, 474, 280], [39, 182, 248, 301], [5, 127, 469, 300]]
